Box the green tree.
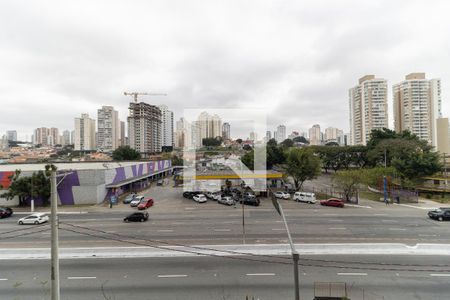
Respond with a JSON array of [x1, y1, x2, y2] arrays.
[[202, 137, 223, 147], [285, 148, 321, 191], [332, 169, 363, 202], [112, 146, 141, 161], [1, 165, 56, 206], [281, 139, 294, 148], [241, 150, 254, 170]]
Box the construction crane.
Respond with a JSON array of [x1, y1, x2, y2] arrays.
[[123, 92, 167, 103]]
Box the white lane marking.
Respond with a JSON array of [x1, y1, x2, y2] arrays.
[[337, 273, 367, 276], [394, 203, 439, 210], [0, 278, 8, 281], [67, 276, 96, 280], [157, 230, 174, 232], [246, 273, 276, 276], [419, 234, 437, 237], [158, 274, 188, 278], [374, 214, 388, 216], [213, 229, 231, 232], [228, 214, 239, 217], [329, 227, 347, 230], [276, 220, 283, 223], [328, 219, 343, 222], [389, 228, 406, 231], [271, 228, 285, 231], [382, 219, 398, 223], [430, 274, 450, 277], [323, 213, 338, 216], [346, 204, 372, 209], [185, 208, 196, 210]]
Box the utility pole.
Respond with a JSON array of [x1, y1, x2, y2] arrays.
[[50, 170, 60, 300], [271, 194, 300, 300]]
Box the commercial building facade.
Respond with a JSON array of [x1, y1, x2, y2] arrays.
[[0, 160, 172, 206]]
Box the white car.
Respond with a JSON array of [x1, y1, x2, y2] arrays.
[[18, 213, 49, 225], [193, 194, 207, 203], [293, 192, 316, 204], [274, 191, 291, 200], [130, 196, 145, 207], [212, 192, 222, 201], [218, 196, 234, 206]]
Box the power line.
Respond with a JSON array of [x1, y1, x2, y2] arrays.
[[0, 227, 50, 240], [0, 223, 49, 236], [59, 223, 450, 273]]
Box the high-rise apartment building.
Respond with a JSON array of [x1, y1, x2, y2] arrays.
[[197, 112, 222, 144], [97, 106, 120, 151], [222, 122, 231, 140], [158, 105, 174, 149], [119, 121, 126, 146], [349, 75, 388, 145], [324, 127, 344, 144], [74, 114, 96, 151], [61, 130, 71, 146], [128, 102, 162, 153], [276, 125, 286, 143], [6, 130, 17, 142], [33, 127, 59, 146], [308, 124, 322, 145], [393, 73, 441, 146]]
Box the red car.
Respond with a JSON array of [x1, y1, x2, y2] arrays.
[[137, 198, 154, 210], [320, 198, 345, 208]]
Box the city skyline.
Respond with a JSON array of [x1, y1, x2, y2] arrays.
[[1, 1, 450, 140]]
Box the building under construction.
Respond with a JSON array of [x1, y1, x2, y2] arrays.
[[128, 102, 162, 154]]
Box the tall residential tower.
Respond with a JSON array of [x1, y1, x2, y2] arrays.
[[349, 75, 388, 145]]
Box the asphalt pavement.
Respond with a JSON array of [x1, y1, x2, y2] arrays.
[[1, 255, 450, 300]]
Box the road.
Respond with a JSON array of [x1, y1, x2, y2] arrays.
[[1, 197, 448, 247], [1, 255, 450, 300]]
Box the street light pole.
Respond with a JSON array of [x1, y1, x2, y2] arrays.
[[50, 170, 60, 300], [271, 195, 300, 300]]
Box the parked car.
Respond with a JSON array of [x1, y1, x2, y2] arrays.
[[17, 213, 49, 225], [0, 207, 13, 218], [212, 192, 222, 201], [183, 191, 201, 199], [123, 194, 136, 204], [123, 211, 149, 222], [320, 198, 345, 208], [157, 180, 163, 186], [193, 194, 207, 203], [240, 196, 260, 206], [138, 198, 154, 210], [130, 195, 145, 207], [293, 192, 317, 204], [428, 207, 450, 221], [274, 191, 290, 200], [218, 196, 234, 206]]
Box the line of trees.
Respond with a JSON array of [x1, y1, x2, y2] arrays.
[[241, 128, 442, 193]]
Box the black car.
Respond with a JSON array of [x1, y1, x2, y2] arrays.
[[124, 212, 149, 222], [0, 207, 13, 218], [240, 196, 260, 206], [428, 208, 450, 221], [183, 191, 202, 199]]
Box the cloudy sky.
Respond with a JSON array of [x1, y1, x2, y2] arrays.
[[1, 0, 449, 140]]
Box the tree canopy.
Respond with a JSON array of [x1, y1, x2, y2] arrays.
[[284, 148, 321, 191], [112, 146, 141, 161]]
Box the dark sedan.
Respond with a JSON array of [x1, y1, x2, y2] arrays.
[[428, 208, 450, 221], [123, 212, 149, 222], [0, 207, 13, 218], [320, 198, 345, 208]]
